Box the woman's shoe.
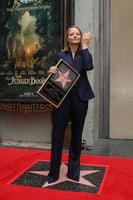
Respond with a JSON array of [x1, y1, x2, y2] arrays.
[[67, 173, 79, 182], [47, 175, 59, 184]]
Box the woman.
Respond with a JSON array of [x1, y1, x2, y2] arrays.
[[47, 26, 94, 183]]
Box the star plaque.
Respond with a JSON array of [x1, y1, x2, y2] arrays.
[[37, 59, 80, 108], [11, 161, 107, 194]]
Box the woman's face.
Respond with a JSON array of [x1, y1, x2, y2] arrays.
[[67, 27, 82, 45]]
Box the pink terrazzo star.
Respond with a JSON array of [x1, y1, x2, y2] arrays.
[[55, 70, 72, 88], [29, 163, 100, 188]]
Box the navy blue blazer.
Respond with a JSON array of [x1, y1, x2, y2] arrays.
[[53, 49, 95, 101]]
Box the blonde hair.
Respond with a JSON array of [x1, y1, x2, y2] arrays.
[[64, 25, 82, 51]]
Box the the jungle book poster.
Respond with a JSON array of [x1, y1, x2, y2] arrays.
[[0, 0, 65, 102]]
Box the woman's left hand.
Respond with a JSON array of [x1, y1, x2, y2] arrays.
[[82, 32, 92, 49]]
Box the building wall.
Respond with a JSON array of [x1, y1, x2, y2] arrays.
[[75, 0, 99, 145], [110, 0, 133, 139], [0, 111, 52, 144]]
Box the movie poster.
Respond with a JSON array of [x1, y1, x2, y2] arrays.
[[0, 0, 65, 102]]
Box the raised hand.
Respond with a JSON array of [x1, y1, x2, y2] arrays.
[[82, 32, 92, 49]]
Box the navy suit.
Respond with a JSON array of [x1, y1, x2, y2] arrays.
[[48, 49, 94, 182], [54, 49, 94, 101]]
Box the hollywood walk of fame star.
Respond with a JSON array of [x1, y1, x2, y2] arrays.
[[29, 163, 100, 188], [55, 70, 72, 88]]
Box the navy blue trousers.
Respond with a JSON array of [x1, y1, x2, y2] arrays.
[[48, 89, 88, 180]]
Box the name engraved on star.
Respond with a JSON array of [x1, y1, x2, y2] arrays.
[[41, 81, 65, 104], [37, 59, 80, 108]]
